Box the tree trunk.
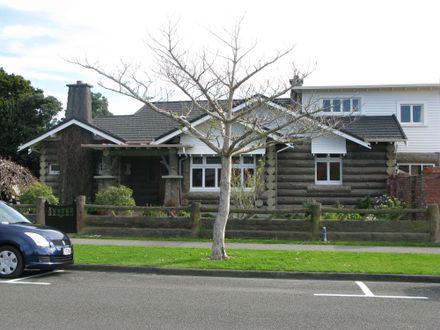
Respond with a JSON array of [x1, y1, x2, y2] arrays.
[[211, 155, 232, 260]]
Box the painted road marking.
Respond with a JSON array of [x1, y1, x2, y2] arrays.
[[0, 270, 65, 286], [314, 281, 428, 300]]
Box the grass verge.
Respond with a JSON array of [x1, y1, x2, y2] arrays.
[[74, 244, 440, 275], [71, 234, 440, 248]]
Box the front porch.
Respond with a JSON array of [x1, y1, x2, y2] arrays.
[[83, 144, 189, 206]]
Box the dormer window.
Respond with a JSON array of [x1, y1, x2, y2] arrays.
[[322, 98, 360, 113]]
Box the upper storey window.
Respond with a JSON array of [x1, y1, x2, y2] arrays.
[[322, 98, 360, 113], [399, 104, 424, 124]]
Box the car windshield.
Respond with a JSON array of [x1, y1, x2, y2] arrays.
[[0, 202, 31, 224]]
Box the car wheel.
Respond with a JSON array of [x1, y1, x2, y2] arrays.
[[0, 246, 24, 279]]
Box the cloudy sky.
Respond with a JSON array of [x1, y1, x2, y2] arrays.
[[1, 0, 439, 115]]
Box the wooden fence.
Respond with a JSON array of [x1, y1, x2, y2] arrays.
[[75, 198, 440, 242], [10, 197, 439, 242]]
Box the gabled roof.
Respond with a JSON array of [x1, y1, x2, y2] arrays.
[[21, 96, 407, 152], [93, 99, 248, 143], [18, 118, 125, 151], [93, 101, 205, 143], [95, 98, 406, 148]]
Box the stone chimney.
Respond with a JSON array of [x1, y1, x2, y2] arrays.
[[66, 81, 93, 123], [290, 75, 303, 111]]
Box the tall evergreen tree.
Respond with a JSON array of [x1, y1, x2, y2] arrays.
[[91, 92, 113, 117], [0, 68, 62, 175]]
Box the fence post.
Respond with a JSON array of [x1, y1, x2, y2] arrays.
[[76, 195, 86, 233], [311, 203, 322, 240], [426, 204, 440, 243], [35, 198, 46, 225], [190, 202, 202, 237]]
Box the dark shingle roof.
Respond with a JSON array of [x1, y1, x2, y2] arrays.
[[339, 115, 407, 142], [93, 101, 205, 142], [93, 99, 406, 144]]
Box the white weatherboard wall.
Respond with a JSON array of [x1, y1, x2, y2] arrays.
[[302, 89, 440, 153], [311, 135, 347, 154], [180, 134, 265, 155]]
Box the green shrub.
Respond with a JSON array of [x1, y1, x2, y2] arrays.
[[356, 194, 407, 220], [355, 196, 373, 209], [19, 182, 59, 205], [322, 202, 362, 221], [143, 209, 168, 217], [94, 185, 136, 206]]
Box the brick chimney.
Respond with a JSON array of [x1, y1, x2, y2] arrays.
[[290, 75, 303, 111], [66, 81, 93, 123]]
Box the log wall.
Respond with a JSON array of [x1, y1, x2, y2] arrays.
[[277, 141, 390, 207], [39, 140, 60, 197]]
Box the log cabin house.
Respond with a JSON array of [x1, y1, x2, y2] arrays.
[[18, 81, 440, 207]]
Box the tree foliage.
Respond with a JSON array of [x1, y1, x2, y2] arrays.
[[0, 158, 36, 202], [91, 92, 112, 118], [0, 68, 63, 174]]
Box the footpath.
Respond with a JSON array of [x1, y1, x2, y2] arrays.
[[70, 238, 440, 283]]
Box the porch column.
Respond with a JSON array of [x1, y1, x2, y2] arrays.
[[162, 149, 182, 206], [94, 149, 117, 191]]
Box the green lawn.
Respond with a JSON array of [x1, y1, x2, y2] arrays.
[[74, 244, 440, 275], [71, 234, 440, 248]]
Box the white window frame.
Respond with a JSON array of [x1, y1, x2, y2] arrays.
[[48, 163, 60, 175], [190, 156, 222, 191], [315, 154, 343, 185], [397, 163, 435, 175], [321, 97, 361, 114], [190, 155, 256, 192], [397, 102, 426, 125]]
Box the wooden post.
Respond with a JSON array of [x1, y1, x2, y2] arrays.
[[35, 198, 46, 225], [426, 204, 440, 243], [76, 195, 86, 233], [311, 203, 322, 240], [190, 202, 201, 237]]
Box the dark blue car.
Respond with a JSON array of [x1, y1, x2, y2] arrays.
[[0, 201, 73, 279]]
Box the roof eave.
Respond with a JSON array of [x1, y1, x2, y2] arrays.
[[18, 119, 125, 152]]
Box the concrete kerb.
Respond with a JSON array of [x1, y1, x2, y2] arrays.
[[68, 264, 440, 283]]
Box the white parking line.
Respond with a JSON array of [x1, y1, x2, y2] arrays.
[[355, 281, 374, 296], [0, 270, 65, 286], [314, 281, 428, 300]]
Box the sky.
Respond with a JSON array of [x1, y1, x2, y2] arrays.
[[0, 0, 439, 115]]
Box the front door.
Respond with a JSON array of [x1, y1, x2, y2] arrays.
[[120, 157, 165, 205]]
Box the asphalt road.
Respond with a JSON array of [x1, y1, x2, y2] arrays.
[[2, 271, 440, 330]]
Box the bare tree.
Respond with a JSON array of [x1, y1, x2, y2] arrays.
[[72, 20, 329, 260]]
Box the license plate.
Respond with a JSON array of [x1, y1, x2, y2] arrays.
[[63, 247, 72, 256]]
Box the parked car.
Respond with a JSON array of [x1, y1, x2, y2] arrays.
[[0, 201, 73, 279]]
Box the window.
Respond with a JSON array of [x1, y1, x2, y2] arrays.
[[322, 98, 360, 113], [190, 155, 256, 191], [191, 156, 221, 190], [315, 154, 342, 185], [48, 163, 60, 175], [399, 104, 424, 124], [397, 163, 434, 175]]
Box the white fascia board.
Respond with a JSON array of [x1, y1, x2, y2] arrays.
[[151, 97, 370, 149], [325, 128, 370, 149], [17, 119, 124, 151]]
